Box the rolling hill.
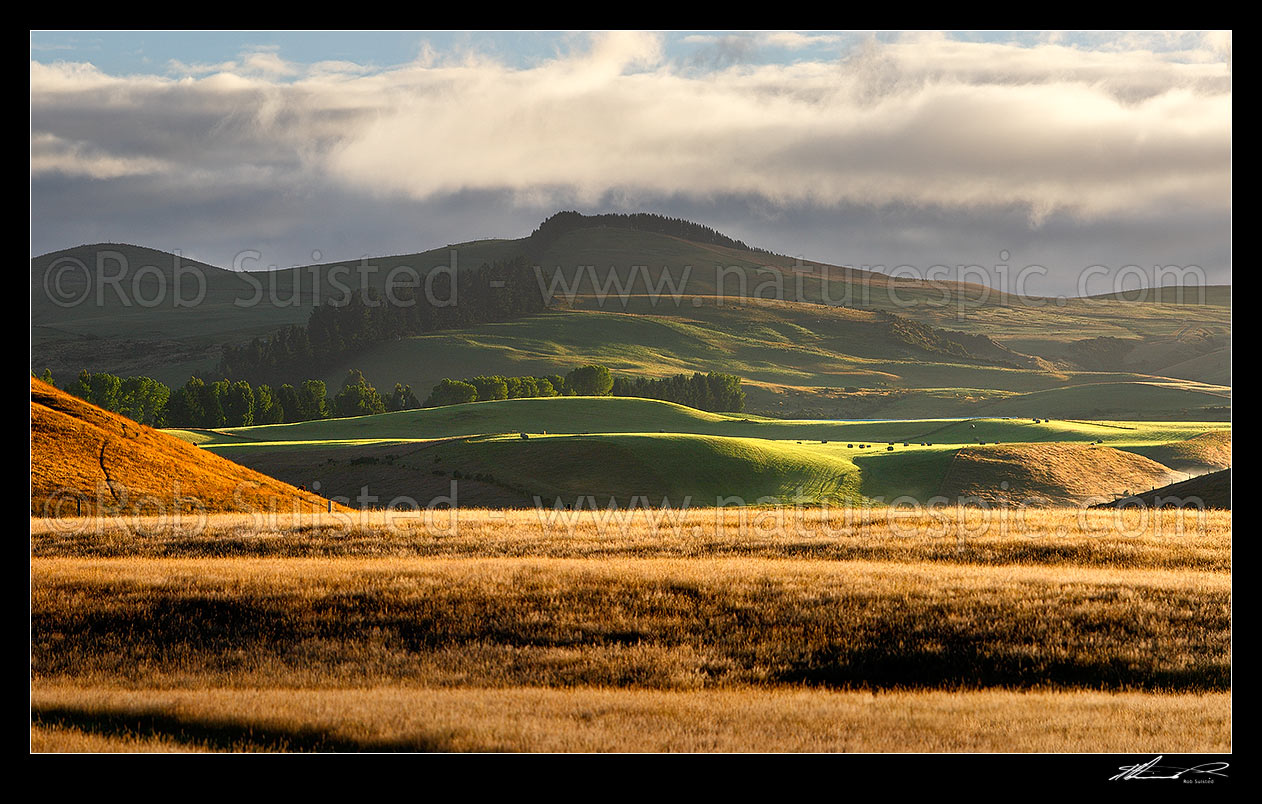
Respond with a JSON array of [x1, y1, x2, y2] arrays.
[[30, 376, 341, 516], [308, 306, 1229, 421], [167, 395, 1228, 446], [1126, 431, 1232, 475], [184, 431, 864, 509], [937, 443, 1185, 507], [31, 212, 1231, 421], [1092, 468, 1231, 510], [164, 396, 1229, 509]]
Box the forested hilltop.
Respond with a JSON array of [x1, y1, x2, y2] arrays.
[[525, 211, 778, 257]]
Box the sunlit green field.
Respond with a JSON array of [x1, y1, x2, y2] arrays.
[[165, 397, 1229, 509], [313, 307, 1230, 420], [170, 395, 1228, 446]]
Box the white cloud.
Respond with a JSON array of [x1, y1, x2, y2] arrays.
[[239, 50, 298, 77], [30, 132, 171, 178], [762, 31, 843, 49], [31, 32, 1232, 226], [167, 58, 237, 75], [167, 48, 299, 78], [1202, 30, 1232, 61]]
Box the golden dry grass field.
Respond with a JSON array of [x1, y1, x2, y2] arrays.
[[30, 507, 1230, 753]]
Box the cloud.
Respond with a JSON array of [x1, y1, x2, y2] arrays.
[[1202, 30, 1232, 61], [167, 58, 237, 75], [31, 32, 1231, 247], [761, 31, 843, 50], [30, 132, 171, 179], [167, 47, 299, 77]]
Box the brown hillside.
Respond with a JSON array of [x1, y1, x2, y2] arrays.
[[30, 377, 342, 517], [1139, 431, 1231, 474], [939, 442, 1185, 507], [1093, 468, 1231, 510]]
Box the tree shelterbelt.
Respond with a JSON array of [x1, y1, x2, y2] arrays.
[[333, 369, 387, 418], [423, 366, 746, 413], [610, 372, 745, 413], [61, 370, 170, 427], [43, 369, 422, 429], [42, 362, 744, 429]]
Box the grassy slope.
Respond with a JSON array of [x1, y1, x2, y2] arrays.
[[939, 443, 1185, 506], [1126, 431, 1232, 474], [1095, 468, 1231, 510], [174, 396, 1229, 446], [171, 431, 864, 508], [494, 229, 1230, 399], [318, 304, 1230, 420], [451, 433, 861, 506], [31, 240, 523, 343], [1084, 285, 1231, 305], [30, 377, 342, 516], [164, 396, 1229, 507], [30, 239, 523, 386], [1162, 348, 1231, 386], [973, 381, 1229, 418]]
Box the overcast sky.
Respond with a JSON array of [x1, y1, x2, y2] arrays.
[[30, 30, 1231, 297]]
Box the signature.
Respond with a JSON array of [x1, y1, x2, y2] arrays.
[[1110, 756, 1230, 781]]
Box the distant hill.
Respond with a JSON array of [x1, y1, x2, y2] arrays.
[[1092, 468, 1231, 510], [973, 381, 1230, 420], [1082, 285, 1231, 306], [30, 376, 340, 516], [30, 212, 1231, 421]]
